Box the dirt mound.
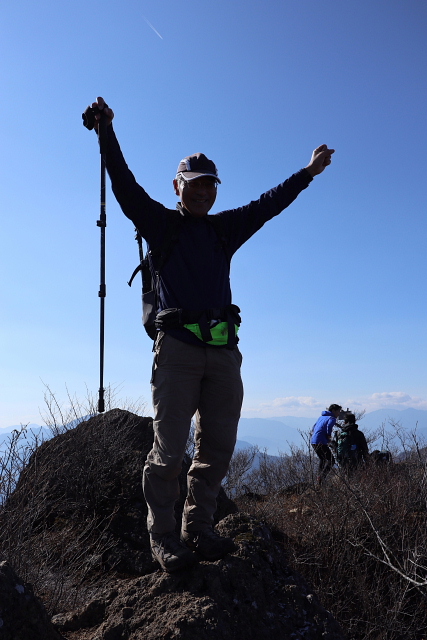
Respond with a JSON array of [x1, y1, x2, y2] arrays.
[[52, 513, 344, 640], [0, 410, 237, 598], [0, 409, 345, 639]]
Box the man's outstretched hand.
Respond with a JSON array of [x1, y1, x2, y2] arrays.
[[305, 144, 335, 177], [91, 96, 114, 131]]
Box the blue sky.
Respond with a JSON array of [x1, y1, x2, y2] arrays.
[[1, 0, 426, 428]]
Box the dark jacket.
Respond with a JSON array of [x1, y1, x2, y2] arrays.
[[337, 425, 369, 464], [104, 126, 312, 344]]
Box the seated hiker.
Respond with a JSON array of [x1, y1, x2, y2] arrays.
[[337, 414, 369, 472], [311, 404, 342, 484]]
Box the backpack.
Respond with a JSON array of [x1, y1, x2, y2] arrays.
[[127, 213, 231, 340], [337, 429, 360, 464], [370, 450, 392, 464]]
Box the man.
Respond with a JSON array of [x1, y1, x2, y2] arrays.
[[311, 404, 342, 484], [88, 97, 335, 571]]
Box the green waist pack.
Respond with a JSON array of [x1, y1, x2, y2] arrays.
[[184, 321, 239, 346]]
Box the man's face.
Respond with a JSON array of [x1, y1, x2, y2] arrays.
[[173, 176, 217, 217]]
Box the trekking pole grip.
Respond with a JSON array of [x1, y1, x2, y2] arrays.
[[98, 112, 108, 156]]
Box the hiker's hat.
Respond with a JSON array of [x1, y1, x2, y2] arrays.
[[176, 153, 221, 183]]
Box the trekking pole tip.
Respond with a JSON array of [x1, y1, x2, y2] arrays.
[[98, 391, 105, 413]]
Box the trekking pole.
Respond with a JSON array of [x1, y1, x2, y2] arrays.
[[82, 104, 108, 413], [97, 114, 108, 413]]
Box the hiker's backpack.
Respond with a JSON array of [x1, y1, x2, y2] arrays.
[[337, 429, 359, 464], [370, 450, 392, 465]]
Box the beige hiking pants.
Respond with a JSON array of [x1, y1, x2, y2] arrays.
[[143, 332, 243, 534]]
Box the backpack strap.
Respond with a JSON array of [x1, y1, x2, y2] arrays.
[[127, 230, 145, 287], [151, 211, 183, 273], [128, 212, 183, 340], [206, 215, 231, 265]]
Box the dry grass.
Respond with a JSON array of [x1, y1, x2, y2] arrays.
[[232, 434, 427, 640]]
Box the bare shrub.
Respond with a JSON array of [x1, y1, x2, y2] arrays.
[[41, 382, 146, 436], [222, 445, 259, 498], [0, 425, 49, 504], [243, 449, 306, 496], [237, 422, 427, 640]]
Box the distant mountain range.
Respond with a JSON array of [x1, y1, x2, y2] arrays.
[[0, 424, 51, 453], [344, 408, 427, 432], [236, 418, 310, 454], [2, 408, 427, 457], [237, 408, 427, 455]]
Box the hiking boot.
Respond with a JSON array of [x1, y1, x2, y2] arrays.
[[150, 532, 197, 572], [181, 527, 237, 561]]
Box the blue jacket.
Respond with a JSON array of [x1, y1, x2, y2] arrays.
[[104, 126, 312, 345], [311, 411, 336, 445]]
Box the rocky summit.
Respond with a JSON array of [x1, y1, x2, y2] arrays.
[[0, 409, 345, 639]]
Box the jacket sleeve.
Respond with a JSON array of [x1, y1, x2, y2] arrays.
[[215, 169, 313, 254], [103, 126, 169, 243]]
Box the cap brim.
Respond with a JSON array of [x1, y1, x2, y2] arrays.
[[179, 171, 221, 184]]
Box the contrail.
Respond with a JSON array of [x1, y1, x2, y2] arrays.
[[143, 15, 163, 40]]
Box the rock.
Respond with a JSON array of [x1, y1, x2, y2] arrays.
[[51, 599, 105, 631], [0, 561, 64, 640]]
